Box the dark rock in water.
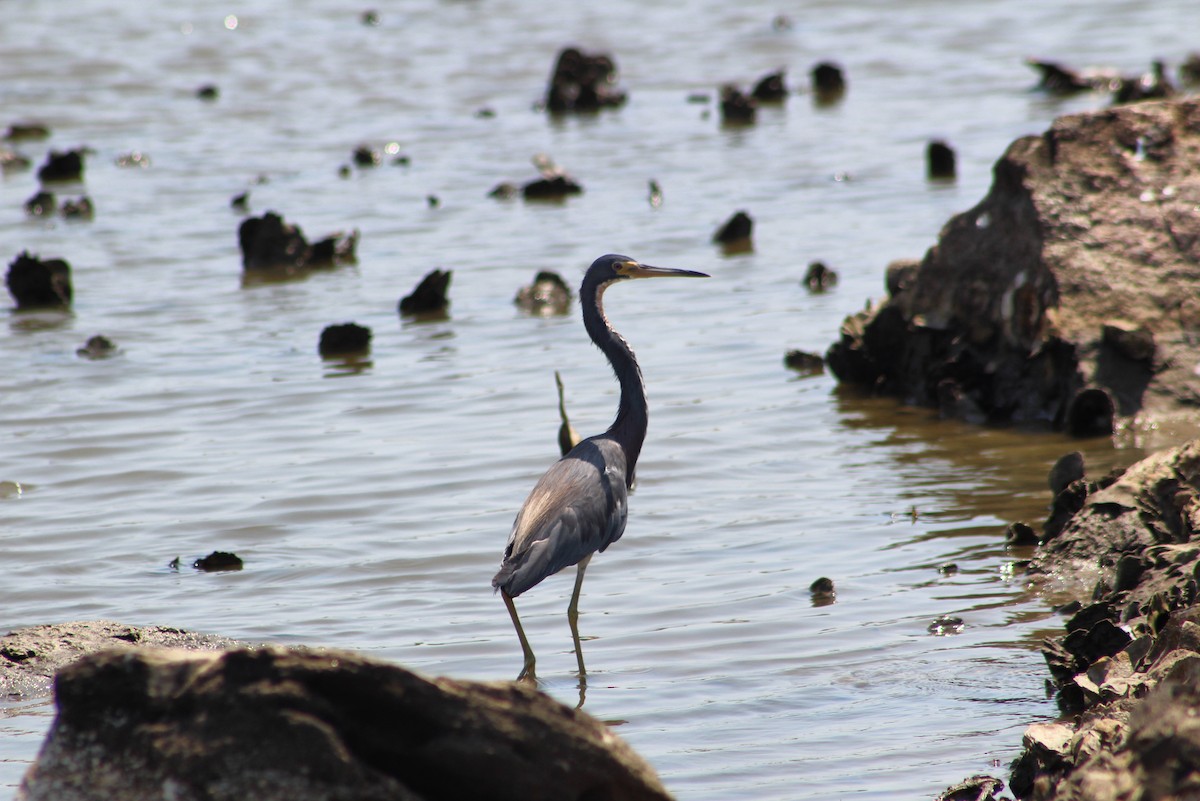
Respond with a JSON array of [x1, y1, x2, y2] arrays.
[[713, 210, 753, 246], [6, 251, 72, 309], [522, 175, 583, 200], [114, 151, 150, 168], [36, 148, 84, 182], [1112, 60, 1174, 105], [3, 121, 51, 141], [399, 269, 452, 316], [60, 196, 93, 219], [352, 144, 381, 167], [719, 85, 756, 125], [928, 615, 965, 635], [76, 335, 117, 360], [648, 179, 663, 208], [825, 97, 1200, 433], [238, 211, 357, 274], [319, 323, 372, 357], [751, 70, 788, 102], [230, 191, 249, 210], [809, 577, 836, 606], [193, 551, 243, 572], [1005, 521, 1041, 547], [545, 46, 627, 113], [784, 350, 824, 375], [1, 146, 32, 172], [1048, 451, 1085, 496], [934, 774, 1005, 801], [803, 261, 838, 292], [489, 182, 518, 199], [811, 61, 846, 103], [24, 190, 55, 216], [18, 646, 672, 801], [927, 139, 957, 180], [515, 270, 571, 316], [196, 84, 219, 100], [361, 9, 380, 26], [1025, 58, 1098, 95]]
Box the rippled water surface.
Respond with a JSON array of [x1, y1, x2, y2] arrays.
[[2, 1, 1197, 797]]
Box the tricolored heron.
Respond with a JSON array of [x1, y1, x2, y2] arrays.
[[492, 254, 708, 681]]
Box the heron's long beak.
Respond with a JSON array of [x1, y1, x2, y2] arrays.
[[621, 261, 709, 279]]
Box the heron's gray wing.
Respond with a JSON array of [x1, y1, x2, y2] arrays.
[[492, 438, 628, 597]]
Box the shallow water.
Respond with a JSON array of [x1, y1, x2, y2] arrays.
[[1, 1, 1196, 797]]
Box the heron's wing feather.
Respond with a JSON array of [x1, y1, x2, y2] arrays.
[[492, 438, 628, 596]]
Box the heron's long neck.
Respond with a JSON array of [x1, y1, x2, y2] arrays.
[[582, 279, 646, 485]]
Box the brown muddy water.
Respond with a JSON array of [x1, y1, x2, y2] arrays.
[[1, 1, 1197, 798]]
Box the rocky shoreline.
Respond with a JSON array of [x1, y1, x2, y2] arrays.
[[7, 98, 1200, 800]]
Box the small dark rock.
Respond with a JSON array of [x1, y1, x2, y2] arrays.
[[803, 261, 838, 292], [1061, 618, 1131, 668], [352, 145, 381, 167], [193, 551, 243, 572], [939, 563, 959, 576], [751, 70, 788, 103], [399, 269, 452, 316], [1, 147, 32, 172], [545, 46, 627, 113], [76, 335, 117, 360], [489, 182, 518, 200], [1048, 451, 1085, 496], [115, 151, 150, 168], [1065, 387, 1115, 438], [1026, 59, 1094, 95], [648, 179, 663, 208], [515, 271, 572, 316], [230, 191, 249, 211], [24, 190, 55, 216], [60, 196, 94, 219], [784, 350, 824, 375], [3, 122, 50, 141], [1044, 478, 1090, 541], [522, 175, 583, 200], [36, 148, 85, 182], [935, 774, 1005, 801], [196, 84, 219, 100], [927, 139, 957, 180], [238, 211, 357, 274], [6, 251, 72, 309], [928, 615, 965, 635], [361, 9, 379, 25], [811, 62, 846, 103], [427, 195, 440, 208], [713, 210, 753, 247], [809, 577, 836, 606], [319, 323, 372, 357], [719, 85, 756, 125], [1006, 522, 1041, 547]]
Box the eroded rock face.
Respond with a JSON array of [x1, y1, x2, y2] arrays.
[[18, 646, 673, 801], [827, 97, 1200, 433]]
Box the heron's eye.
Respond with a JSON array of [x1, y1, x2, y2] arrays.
[[615, 260, 637, 276]]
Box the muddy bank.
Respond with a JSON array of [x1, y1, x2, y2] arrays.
[[827, 97, 1200, 436], [5, 623, 671, 801]]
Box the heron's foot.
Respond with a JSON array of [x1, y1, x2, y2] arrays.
[[516, 656, 537, 683]]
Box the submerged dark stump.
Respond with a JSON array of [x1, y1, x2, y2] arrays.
[[514, 271, 571, 316], [319, 322, 372, 356], [399, 269, 452, 316], [545, 46, 627, 113], [238, 211, 357, 273], [36, 148, 85, 182], [713, 210, 753, 248], [6, 251, 72, 309]]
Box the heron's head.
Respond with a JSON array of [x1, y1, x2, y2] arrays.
[[586, 254, 709, 285]]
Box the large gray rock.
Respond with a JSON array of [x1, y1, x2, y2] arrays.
[[827, 97, 1200, 434], [17, 646, 673, 801]]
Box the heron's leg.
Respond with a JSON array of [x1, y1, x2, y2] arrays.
[[567, 554, 592, 680], [501, 590, 536, 682]]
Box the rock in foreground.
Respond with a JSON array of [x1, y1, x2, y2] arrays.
[[827, 97, 1200, 434], [18, 646, 673, 801]]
